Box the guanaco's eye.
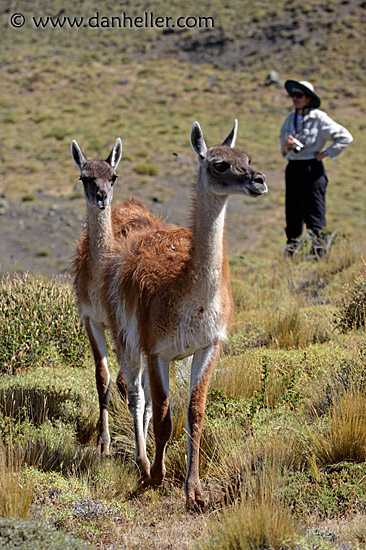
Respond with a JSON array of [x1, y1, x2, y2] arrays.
[[212, 161, 230, 173], [111, 174, 118, 185], [79, 176, 90, 184]]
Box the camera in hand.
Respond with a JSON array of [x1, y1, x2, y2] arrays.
[[292, 137, 304, 153]]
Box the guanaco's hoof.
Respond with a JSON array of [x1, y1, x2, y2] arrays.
[[147, 475, 164, 488], [96, 441, 110, 456], [186, 496, 205, 512], [149, 464, 165, 487]]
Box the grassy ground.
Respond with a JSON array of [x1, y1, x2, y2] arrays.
[[1, 0, 366, 548], [0, 1, 365, 275], [1, 241, 366, 548]]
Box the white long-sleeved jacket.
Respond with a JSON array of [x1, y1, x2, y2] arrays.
[[279, 109, 353, 161]]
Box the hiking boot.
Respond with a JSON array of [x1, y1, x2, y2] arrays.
[[284, 240, 299, 258], [310, 232, 328, 259]]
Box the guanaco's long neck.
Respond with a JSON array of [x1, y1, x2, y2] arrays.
[[190, 169, 228, 298], [87, 203, 114, 263]]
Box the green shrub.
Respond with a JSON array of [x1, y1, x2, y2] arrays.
[[0, 274, 87, 373], [44, 127, 71, 140], [283, 462, 366, 519], [0, 518, 91, 549], [334, 272, 366, 332], [133, 162, 158, 176]]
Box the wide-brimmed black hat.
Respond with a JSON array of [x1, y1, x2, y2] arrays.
[[285, 80, 321, 108]]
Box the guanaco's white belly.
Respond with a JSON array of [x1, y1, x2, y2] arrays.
[[154, 298, 227, 361]]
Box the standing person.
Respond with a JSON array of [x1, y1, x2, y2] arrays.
[[280, 80, 353, 257]]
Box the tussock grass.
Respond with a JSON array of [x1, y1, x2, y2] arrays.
[[19, 432, 103, 477], [212, 355, 260, 400], [211, 352, 308, 413], [0, 370, 98, 445], [334, 269, 366, 332], [0, 440, 33, 519], [229, 255, 341, 352], [265, 303, 332, 349], [202, 429, 302, 548], [133, 161, 158, 176], [203, 497, 300, 550], [2, 428, 137, 504], [88, 458, 139, 501], [308, 386, 366, 466], [316, 237, 358, 279], [206, 423, 307, 508]]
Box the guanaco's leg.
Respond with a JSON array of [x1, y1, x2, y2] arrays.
[[142, 366, 153, 441], [148, 354, 172, 486], [117, 347, 151, 478], [84, 317, 110, 455], [185, 342, 220, 510]]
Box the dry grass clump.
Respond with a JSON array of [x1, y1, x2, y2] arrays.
[[264, 303, 332, 350], [206, 423, 307, 507], [202, 429, 302, 549], [1, 427, 138, 507], [0, 440, 33, 519], [307, 386, 366, 465], [334, 270, 366, 332], [230, 254, 341, 352], [211, 355, 260, 400], [211, 352, 307, 412], [203, 496, 300, 550], [317, 237, 358, 279]]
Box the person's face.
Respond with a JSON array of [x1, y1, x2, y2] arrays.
[[290, 89, 311, 109]]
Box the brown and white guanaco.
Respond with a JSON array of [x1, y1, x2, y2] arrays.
[[71, 138, 156, 456], [75, 120, 267, 510]]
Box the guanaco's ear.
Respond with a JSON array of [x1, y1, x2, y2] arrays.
[[71, 140, 87, 171], [106, 138, 122, 169], [221, 119, 238, 148], [191, 122, 207, 160]]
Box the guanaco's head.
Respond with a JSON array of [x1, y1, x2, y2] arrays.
[[190, 120, 267, 197], [71, 138, 122, 210]]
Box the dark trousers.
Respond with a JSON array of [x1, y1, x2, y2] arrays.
[[285, 159, 328, 242]]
